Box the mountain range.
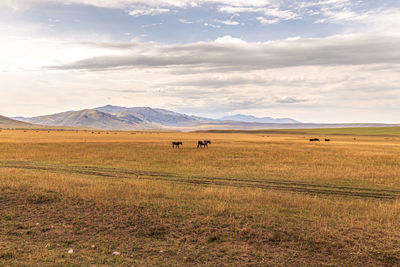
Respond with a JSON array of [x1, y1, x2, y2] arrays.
[[220, 114, 299, 124], [13, 105, 300, 130], [8, 106, 400, 130]]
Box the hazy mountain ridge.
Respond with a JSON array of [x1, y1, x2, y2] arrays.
[[10, 107, 400, 130], [221, 114, 299, 124], [15, 106, 206, 130], [15, 109, 158, 130], [0, 115, 37, 128], [95, 105, 208, 126], [13, 105, 300, 130]]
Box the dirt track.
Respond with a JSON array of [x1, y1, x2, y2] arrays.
[[2, 161, 400, 200]]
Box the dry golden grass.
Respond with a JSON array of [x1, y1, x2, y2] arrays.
[[2, 129, 400, 188], [0, 129, 400, 266]]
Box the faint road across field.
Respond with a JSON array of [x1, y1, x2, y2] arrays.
[[1, 161, 400, 200]]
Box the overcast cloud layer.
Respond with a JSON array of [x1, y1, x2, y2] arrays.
[[49, 34, 400, 70], [0, 0, 400, 122]]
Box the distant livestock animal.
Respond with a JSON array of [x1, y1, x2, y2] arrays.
[[197, 140, 211, 148], [309, 138, 320, 142], [172, 141, 183, 148], [325, 139, 330, 142]]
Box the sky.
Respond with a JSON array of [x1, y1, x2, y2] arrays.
[[0, 0, 400, 123]]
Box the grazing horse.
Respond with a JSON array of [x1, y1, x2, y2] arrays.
[[309, 138, 320, 142], [197, 140, 211, 148], [325, 139, 330, 142], [172, 141, 183, 148]]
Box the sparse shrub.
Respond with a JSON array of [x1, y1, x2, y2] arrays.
[[148, 226, 167, 238], [27, 192, 59, 204], [207, 234, 222, 243], [268, 231, 282, 243], [0, 252, 15, 260]]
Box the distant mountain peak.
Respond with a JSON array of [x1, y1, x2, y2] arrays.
[[220, 114, 299, 124], [16, 105, 208, 130], [14, 105, 301, 130]]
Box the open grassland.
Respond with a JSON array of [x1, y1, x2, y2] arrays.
[[202, 126, 400, 136], [283, 127, 400, 136], [0, 129, 400, 266]]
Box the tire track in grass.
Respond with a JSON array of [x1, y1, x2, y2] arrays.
[[1, 162, 400, 200]]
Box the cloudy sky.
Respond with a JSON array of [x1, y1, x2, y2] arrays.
[[1, 0, 400, 122]]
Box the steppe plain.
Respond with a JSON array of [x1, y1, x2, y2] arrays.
[[0, 128, 399, 266]]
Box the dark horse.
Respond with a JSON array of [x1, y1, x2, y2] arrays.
[[172, 141, 183, 148], [197, 140, 211, 148], [309, 138, 320, 142]]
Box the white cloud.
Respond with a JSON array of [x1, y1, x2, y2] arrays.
[[298, 0, 350, 9], [262, 8, 300, 20], [322, 8, 368, 22], [0, 24, 124, 72], [45, 33, 400, 72], [214, 35, 246, 44], [0, 0, 277, 9], [320, 7, 400, 33], [215, 14, 241, 25], [204, 23, 221, 28], [178, 18, 193, 24], [215, 19, 240, 25], [128, 7, 170, 16], [217, 6, 300, 20], [299, 0, 400, 34], [256, 17, 279, 25], [3, 0, 398, 35]]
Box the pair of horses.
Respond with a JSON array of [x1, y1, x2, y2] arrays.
[[171, 140, 212, 148], [309, 138, 330, 142]]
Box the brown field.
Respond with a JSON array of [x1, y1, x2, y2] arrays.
[[0, 129, 400, 266]]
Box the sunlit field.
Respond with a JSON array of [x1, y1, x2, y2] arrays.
[[1, 129, 400, 266]]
